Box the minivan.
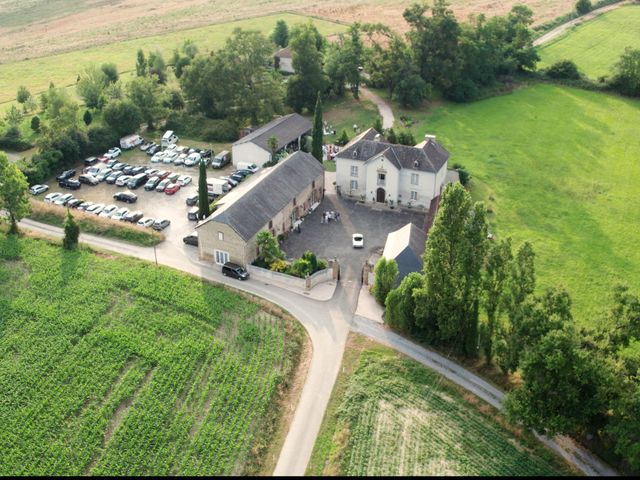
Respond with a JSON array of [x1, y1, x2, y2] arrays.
[[188, 206, 200, 221], [211, 150, 230, 169], [127, 173, 148, 190], [222, 262, 249, 280]]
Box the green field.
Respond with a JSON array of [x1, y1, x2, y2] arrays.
[[538, 5, 640, 79], [0, 12, 346, 105], [308, 335, 571, 476], [392, 83, 640, 322], [0, 234, 302, 475]]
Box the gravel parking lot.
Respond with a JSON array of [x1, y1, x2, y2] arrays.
[[39, 146, 243, 251]]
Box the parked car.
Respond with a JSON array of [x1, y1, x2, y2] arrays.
[[84, 165, 102, 176], [78, 174, 99, 186], [127, 173, 148, 190], [96, 168, 113, 182], [111, 207, 130, 221], [144, 176, 161, 191], [131, 166, 147, 175], [78, 201, 94, 211], [104, 147, 122, 159], [56, 169, 76, 181], [137, 217, 155, 228], [120, 135, 143, 150], [147, 144, 161, 155], [146, 168, 160, 177], [166, 172, 179, 183], [188, 206, 200, 221], [173, 154, 186, 167], [229, 172, 244, 183], [161, 130, 178, 147], [105, 159, 118, 168], [185, 152, 202, 167], [123, 165, 136, 175], [163, 152, 177, 164], [200, 149, 212, 158], [111, 162, 127, 171], [58, 178, 81, 190], [99, 204, 119, 218], [123, 210, 144, 223], [177, 175, 192, 186], [106, 171, 124, 184], [220, 176, 238, 187], [151, 152, 165, 163], [67, 198, 84, 209], [84, 156, 99, 166], [44, 192, 62, 204], [155, 179, 171, 192], [139, 141, 153, 151], [164, 183, 181, 195], [183, 231, 199, 246], [86, 203, 105, 215], [222, 262, 249, 280], [29, 184, 49, 195], [115, 175, 133, 187], [152, 218, 171, 231], [232, 169, 251, 178], [211, 150, 230, 169], [54, 193, 75, 206], [186, 194, 199, 206], [113, 191, 138, 204], [352, 233, 364, 248], [237, 162, 259, 173], [156, 170, 169, 180]]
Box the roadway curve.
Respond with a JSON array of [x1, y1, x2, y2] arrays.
[[17, 218, 618, 476], [360, 87, 395, 129]]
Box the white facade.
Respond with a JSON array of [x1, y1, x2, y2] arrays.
[[336, 153, 448, 208], [231, 142, 271, 168], [278, 56, 294, 74]]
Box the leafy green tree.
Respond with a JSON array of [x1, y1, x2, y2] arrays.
[[311, 93, 323, 162], [396, 130, 416, 146], [386, 128, 397, 144], [0, 152, 31, 234], [606, 381, 640, 471], [4, 105, 23, 127], [63, 209, 80, 250], [102, 100, 142, 137], [452, 163, 470, 186], [372, 117, 383, 133], [385, 272, 423, 332], [181, 39, 199, 59], [198, 159, 210, 220], [325, 23, 363, 98], [16, 86, 31, 105], [100, 63, 119, 84], [576, 0, 592, 15], [83, 110, 92, 126], [481, 238, 512, 364], [545, 60, 581, 79], [287, 23, 327, 112], [336, 129, 349, 146], [103, 81, 124, 101], [396, 73, 428, 107], [76, 65, 108, 109], [135, 49, 147, 77], [30, 115, 40, 133], [87, 125, 118, 153], [267, 135, 279, 161], [373, 257, 399, 306], [611, 47, 640, 97], [272, 20, 289, 48], [414, 183, 488, 356], [256, 230, 285, 265], [147, 50, 168, 84], [127, 76, 168, 130]]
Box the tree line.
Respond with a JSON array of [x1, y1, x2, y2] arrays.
[[376, 182, 640, 472]]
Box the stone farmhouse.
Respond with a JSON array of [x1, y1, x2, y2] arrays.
[[231, 113, 312, 168], [274, 47, 294, 74], [334, 128, 450, 208], [196, 151, 324, 266]]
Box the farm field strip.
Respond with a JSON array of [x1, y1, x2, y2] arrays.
[[0, 234, 297, 475]]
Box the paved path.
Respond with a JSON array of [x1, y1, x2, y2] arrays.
[[18, 218, 618, 476], [533, 1, 627, 47], [360, 87, 394, 129]]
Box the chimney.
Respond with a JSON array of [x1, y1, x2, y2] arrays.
[[425, 134, 436, 141], [374, 133, 381, 142]]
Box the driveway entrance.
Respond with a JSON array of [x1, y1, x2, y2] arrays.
[[376, 187, 385, 203]]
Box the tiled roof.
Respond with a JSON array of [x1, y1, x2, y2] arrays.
[[197, 151, 323, 241], [233, 113, 312, 152], [275, 47, 292, 59]]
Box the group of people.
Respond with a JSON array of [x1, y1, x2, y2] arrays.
[[321, 211, 340, 224]]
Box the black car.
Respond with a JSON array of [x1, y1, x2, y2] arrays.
[[222, 262, 249, 280], [58, 178, 81, 190], [56, 169, 76, 181], [123, 210, 144, 223], [147, 145, 161, 155], [112, 162, 127, 171], [186, 194, 199, 206], [84, 156, 98, 166], [144, 176, 161, 191], [152, 218, 170, 231], [78, 174, 99, 186], [229, 173, 244, 182], [67, 198, 84, 209], [183, 232, 198, 246], [113, 191, 138, 204], [233, 169, 252, 177], [200, 149, 212, 158], [123, 165, 136, 175]]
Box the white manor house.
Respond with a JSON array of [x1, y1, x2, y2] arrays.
[[334, 128, 450, 208]]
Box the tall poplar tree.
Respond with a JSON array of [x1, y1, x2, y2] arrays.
[[198, 160, 210, 220], [311, 92, 323, 162]]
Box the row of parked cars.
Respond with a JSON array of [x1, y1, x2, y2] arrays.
[[42, 190, 171, 231]]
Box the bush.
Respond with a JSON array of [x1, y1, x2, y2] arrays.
[[102, 100, 142, 137], [87, 125, 118, 154], [336, 130, 350, 146], [452, 163, 471, 186], [83, 110, 93, 126], [545, 60, 581, 80], [63, 209, 79, 249], [270, 259, 288, 273], [0, 133, 32, 152], [165, 112, 237, 142], [288, 258, 312, 278], [30, 116, 41, 132], [373, 257, 398, 305], [576, 0, 593, 15]]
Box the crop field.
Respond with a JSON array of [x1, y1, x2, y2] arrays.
[[307, 335, 570, 476], [0, 12, 346, 106], [387, 83, 640, 322], [0, 234, 302, 475], [537, 5, 640, 79]]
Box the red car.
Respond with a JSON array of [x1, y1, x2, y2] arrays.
[[99, 155, 108, 162], [164, 183, 181, 195]]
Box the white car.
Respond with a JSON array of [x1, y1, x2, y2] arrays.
[[165, 144, 177, 151], [151, 152, 165, 163], [184, 153, 201, 167], [44, 192, 62, 204], [177, 175, 192, 186], [96, 169, 113, 182], [115, 175, 133, 187], [352, 233, 364, 249], [111, 207, 130, 221], [29, 184, 49, 195], [137, 217, 155, 228], [78, 201, 94, 211], [104, 147, 122, 159], [87, 203, 105, 215], [54, 193, 75, 206], [99, 204, 118, 218], [173, 154, 186, 166]]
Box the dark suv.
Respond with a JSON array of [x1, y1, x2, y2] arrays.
[[56, 169, 76, 181], [222, 262, 249, 280], [113, 191, 138, 203], [58, 178, 81, 190]]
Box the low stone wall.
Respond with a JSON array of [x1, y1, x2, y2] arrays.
[[247, 264, 336, 291], [307, 268, 334, 289]]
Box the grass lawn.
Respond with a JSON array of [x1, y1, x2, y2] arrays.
[[307, 334, 573, 476], [537, 5, 640, 79], [389, 83, 640, 323], [0, 233, 304, 475], [0, 13, 346, 106], [322, 93, 381, 145]]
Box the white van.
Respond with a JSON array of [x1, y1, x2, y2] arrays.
[[236, 161, 258, 173], [206, 178, 230, 196], [161, 130, 179, 147], [119, 134, 143, 150]]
